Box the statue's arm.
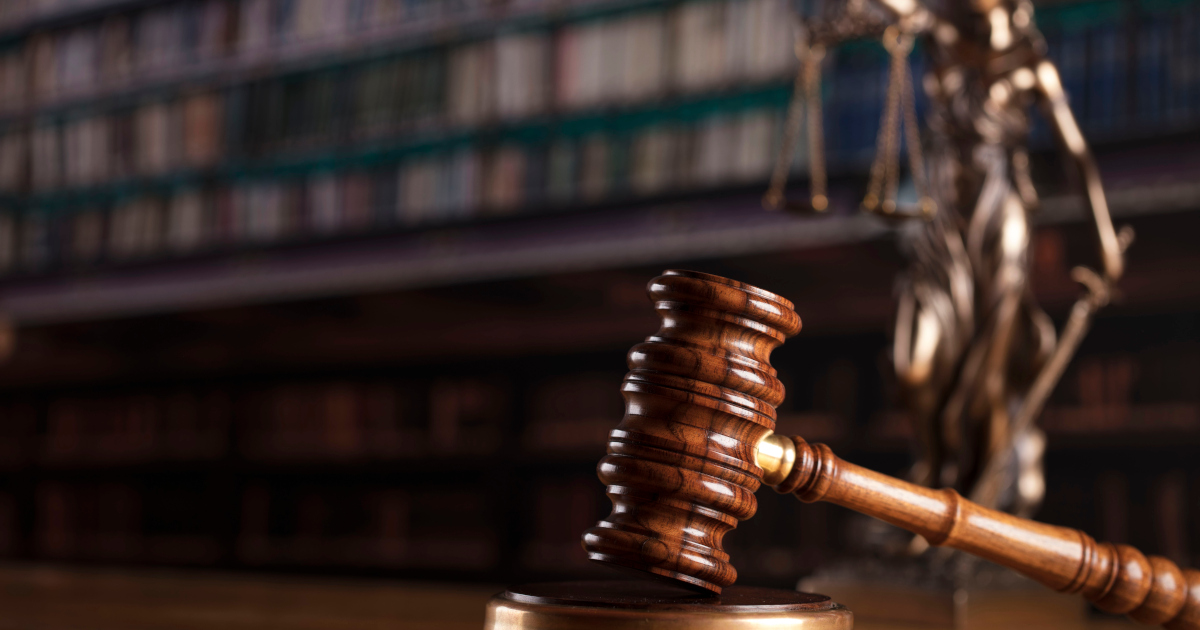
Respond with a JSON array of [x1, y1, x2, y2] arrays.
[[1031, 60, 1125, 282]]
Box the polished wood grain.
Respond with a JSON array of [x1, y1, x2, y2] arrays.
[[582, 270, 802, 593], [775, 435, 1200, 630], [583, 270, 1198, 630]]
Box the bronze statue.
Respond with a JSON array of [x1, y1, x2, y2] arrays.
[[767, 0, 1131, 525]]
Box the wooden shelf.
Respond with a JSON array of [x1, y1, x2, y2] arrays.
[[4, 171, 1198, 329], [0, 125, 1193, 331], [0, 189, 889, 325]]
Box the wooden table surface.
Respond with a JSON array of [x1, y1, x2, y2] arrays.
[[0, 563, 1143, 630], [0, 564, 500, 630]]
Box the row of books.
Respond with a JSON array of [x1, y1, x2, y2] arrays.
[[33, 481, 223, 563], [1037, 350, 1200, 434], [1041, 3, 1200, 136], [42, 391, 231, 463], [0, 0, 792, 116], [1, 0, 1196, 123], [0, 5, 1194, 176], [1, 64, 791, 196], [7, 378, 512, 464], [30, 479, 499, 569], [2, 5, 1196, 198], [9, 92, 227, 191], [523, 373, 623, 454], [19, 467, 1195, 576], [29, 478, 499, 569], [26, 475, 608, 575], [530, 0, 792, 113], [454, 0, 793, 120], [0, 106, 799, 273], [0, 0, 1190, 199], [241, 379, 508, 460], [0, 0, 497, 99], [1057, 470, 1194, 567], [238, 484, 498, 569], [12, 346, 1200, 468], [521, 477, 605, 572], [14, 374, 618, 466], [0, 368, 853, 473], [1055, 350, 1200, 408]]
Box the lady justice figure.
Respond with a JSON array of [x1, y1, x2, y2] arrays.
[[768, 0, 1130, 525]]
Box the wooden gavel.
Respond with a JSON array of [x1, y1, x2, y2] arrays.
[[581, 270, 1200, 630]]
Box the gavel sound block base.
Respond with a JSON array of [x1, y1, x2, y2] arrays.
[[484, 580, 853, 630]]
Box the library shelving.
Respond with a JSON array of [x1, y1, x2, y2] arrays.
[[0, 0, 1198, 593], [0, 0, 1193, 280]]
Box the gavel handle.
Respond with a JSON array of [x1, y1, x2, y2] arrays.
[[774, 436, 1200, 630]]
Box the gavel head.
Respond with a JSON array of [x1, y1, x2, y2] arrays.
[[581, 270, 802, 594]]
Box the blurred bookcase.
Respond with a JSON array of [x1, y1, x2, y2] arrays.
[[0, 0, 1194, 279], [0, 0, 1196, 592]]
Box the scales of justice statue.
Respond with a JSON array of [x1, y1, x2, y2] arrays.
[[482, 2, 1186, 629]]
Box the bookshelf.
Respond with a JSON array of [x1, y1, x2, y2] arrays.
[[3, 215, 1200, 585], [0, 0, 1196, 594], [0, 138, 1197, 327], [0, 0, 1194, 278]]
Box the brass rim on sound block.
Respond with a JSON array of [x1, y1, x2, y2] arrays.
[[485, 580, 853, 630]]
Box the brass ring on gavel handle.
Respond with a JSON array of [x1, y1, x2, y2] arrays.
[[485, 581, 853, 630]]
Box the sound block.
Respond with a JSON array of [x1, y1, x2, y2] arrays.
[[485, 580, 852, 629]]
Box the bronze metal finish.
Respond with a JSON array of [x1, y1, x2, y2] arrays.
[[766, 0, 1133, 520], [484, 581, 852, 630]]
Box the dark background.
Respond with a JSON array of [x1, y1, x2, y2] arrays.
[[0, 0, 1196, 594]]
